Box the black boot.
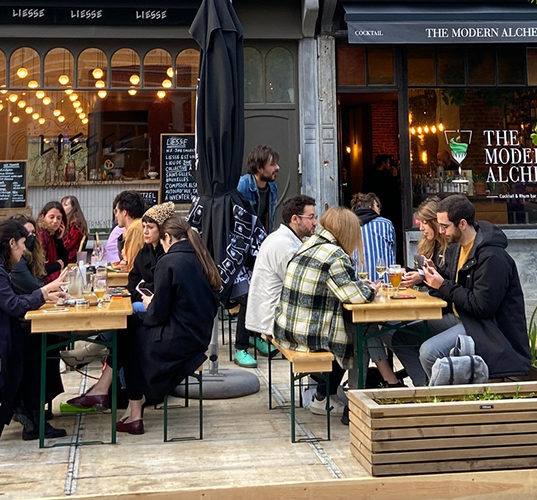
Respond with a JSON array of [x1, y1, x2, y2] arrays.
[[22, 411, 67, 441]]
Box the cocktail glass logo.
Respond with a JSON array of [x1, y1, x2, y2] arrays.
[[444, 130, 472, 165]]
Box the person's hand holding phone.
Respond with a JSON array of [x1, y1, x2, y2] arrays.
[[423, 260, 444, 289], [401, 271, 422, 287], [141, 293, 153, 309]]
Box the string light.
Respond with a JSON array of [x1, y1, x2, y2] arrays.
[[12, 115, 20, 123], [128, 88, 137, 96], [75, 107, 83, 114], [0, 104, 3, 111], [97, 90, 107, 98], [72, 100, 81, 108], [8, 94, 18, 103], [36, 90, 45, 99], [65, 88, 74, 95], [79, 113, 86, 119], [27, 80, 38, 89], [95, 80, 105, 89], [129, 74, 140, 85], [17, 100, 26, 109], [58, 74, 70, 85], [53, 109, 61, 117], [166, 67, 174, 78], [82, 117, 89, 124], [161, 79, 172, 89], [42, 96, 51, 105], [25, 106, 33, 114], [31, 112, 39, 120], [58, 115, 65, 122], [38, 117, 45, 124], [69, 94, 78, 102], [92, 68, 104, 79], [157, 90, 166, 99], [16, 67, 28, 79]]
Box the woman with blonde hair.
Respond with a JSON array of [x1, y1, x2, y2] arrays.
[[402, 196, 449, 287], [274, 207, 401, 418]]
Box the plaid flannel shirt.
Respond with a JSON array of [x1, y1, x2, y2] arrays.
[[273, 227, 375, 369]]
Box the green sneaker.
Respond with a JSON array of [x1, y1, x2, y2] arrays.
[[234, 349, 257, 368], [248, 336, 256, 348], [253, 337, 277, 357]]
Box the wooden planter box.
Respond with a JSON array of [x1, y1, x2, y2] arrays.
[[348, 381, 537, 476]]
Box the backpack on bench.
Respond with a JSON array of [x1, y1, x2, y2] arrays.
[[429, 335, 489, 386]]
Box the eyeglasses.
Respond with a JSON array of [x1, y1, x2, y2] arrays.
[[438, 222, 453, 230], [298, 214, 317, 221]]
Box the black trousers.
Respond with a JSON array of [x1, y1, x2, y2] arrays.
[[234, 294, 251, 351], [311, 361, 346, 397]]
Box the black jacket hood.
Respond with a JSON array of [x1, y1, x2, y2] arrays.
[[474, 220, 507, 251]]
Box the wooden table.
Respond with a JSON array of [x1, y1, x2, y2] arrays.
[[343, 288, 446, 388], [25, 297, 132, 448], [107, 271, 129, 287]]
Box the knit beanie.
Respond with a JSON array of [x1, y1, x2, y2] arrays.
[[143, 201, 175, 227]]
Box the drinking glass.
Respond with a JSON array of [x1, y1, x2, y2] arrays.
[[357, 262, 369, 281], [375, 257, 386, 282], [388, 264, 403, 297], [92, 269, 107, 305]]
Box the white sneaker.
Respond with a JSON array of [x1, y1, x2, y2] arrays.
[[309, 395, 345, 416]]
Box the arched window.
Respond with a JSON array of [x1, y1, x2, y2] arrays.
[[244, 47, 263, 103], [176, 48, 199, 88], [266, 47, 294, 103], [111, 48, 140, 88], [0, 50, 6, 88], [11, 47, 41, 89], [78, 48, 108, 88], [44, 47, 73, 88], [143, 48, 172, 88]]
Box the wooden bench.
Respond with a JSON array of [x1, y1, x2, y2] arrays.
[[163, 364, 204, 442], [266, 336, 335, 442]]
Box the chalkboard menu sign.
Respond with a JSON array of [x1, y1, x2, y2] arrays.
[[136, 188, 160, 209], [160, 133, 197, 204], [0, 161, 26, 208]]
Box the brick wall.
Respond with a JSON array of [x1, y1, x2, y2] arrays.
[[371, 101, 399, 161]]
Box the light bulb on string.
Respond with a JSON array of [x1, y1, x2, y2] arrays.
[[17, 100, 26, 109], [79, 113, 86, 119], [58, 74, 70, 85], [69, 94, 78, 102], [31, 112, 39, 120], [65, 88, 73, 95], [166, 67, 174, 78], [36, 90, 45, 99], [0, 104, 3, 111], [75, 107, 83, 114], [8, 94, 18, 103], [82, 118, 89, 124], [25, 106, 33, 114], [95, 80, 105, 89], [12, 115, 20, 123], [92, 68, 103, 79], [72, 100, 81, 108], [129, 74, 140, 85], [128, 88, 137, 96], [157, 90, 166, 99], [42, 96, 51, 105], [38, 117, 45, 124], [27, 80, 38, 89], [97, 90, 107, 98], [16, 67, 28, 79], [53, 109, 61, 117], [58, 115, 65, 122]]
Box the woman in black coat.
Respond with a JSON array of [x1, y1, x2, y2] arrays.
[[0, 220, 65, 438], [116, 216, 221, 434]]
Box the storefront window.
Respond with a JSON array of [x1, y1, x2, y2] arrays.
[[410, 88, 537, 224], [498, 48, 525, 85], [10, 47, 41, 89], [468, 48, 494, 85], [244, 47, 263, 103], [266, 47, 294, 103], [367, 47, 394, 85], [408, 48, 434, 86], [0, 45, 198, 185]]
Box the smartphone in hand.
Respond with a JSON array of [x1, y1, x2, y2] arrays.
[[135, 280, 154, 298]]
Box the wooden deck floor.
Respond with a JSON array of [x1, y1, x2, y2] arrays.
[[2, 334, 537, 499]]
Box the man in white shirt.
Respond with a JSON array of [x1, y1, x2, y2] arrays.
[[245, 195, 316, 349]]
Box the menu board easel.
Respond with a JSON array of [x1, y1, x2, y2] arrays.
[[0, 160, 27, 208], [160, 133, 197, 204]]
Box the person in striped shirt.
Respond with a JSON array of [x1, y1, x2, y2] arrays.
[[351, 192, 396, 282]]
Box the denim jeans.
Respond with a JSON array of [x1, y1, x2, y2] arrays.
[[419, 314, 467, 378]]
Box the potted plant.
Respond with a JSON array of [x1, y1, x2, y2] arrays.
[[348, 381, 537, 476], [472, 173, 487, 195]]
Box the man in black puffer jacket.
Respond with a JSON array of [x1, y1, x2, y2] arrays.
[[420, 194, 530, 380]]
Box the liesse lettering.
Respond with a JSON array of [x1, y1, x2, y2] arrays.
[[70, 9, 103, 20], [12, 8, 45, 18], [136, 10, 167, 20]]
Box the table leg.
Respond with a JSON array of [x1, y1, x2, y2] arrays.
[[355, 323, 365, 389], [39, 333, 47, 448], [111, 331, 117, 444]]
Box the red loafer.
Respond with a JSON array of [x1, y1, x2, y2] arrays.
[[116, 418, 144, 435], [66, 393, 109, 411]]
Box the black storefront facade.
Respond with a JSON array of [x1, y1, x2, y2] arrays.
[[323, 0, 537, 313], [0, 0, 305, 228]]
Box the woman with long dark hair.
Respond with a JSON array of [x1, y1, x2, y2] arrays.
[[117, 216, 221, 434], [0, 219, 65, 438], [8, 214, 67, 440], [37, 201, 68, 283], [61, 195, 89, 263]]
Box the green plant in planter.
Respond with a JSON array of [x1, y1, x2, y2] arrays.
[[528, 304, 537, 365], [472, 173, 488, 183]]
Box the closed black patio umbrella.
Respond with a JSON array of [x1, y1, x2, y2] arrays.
[[186, 0, 264, 396]]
